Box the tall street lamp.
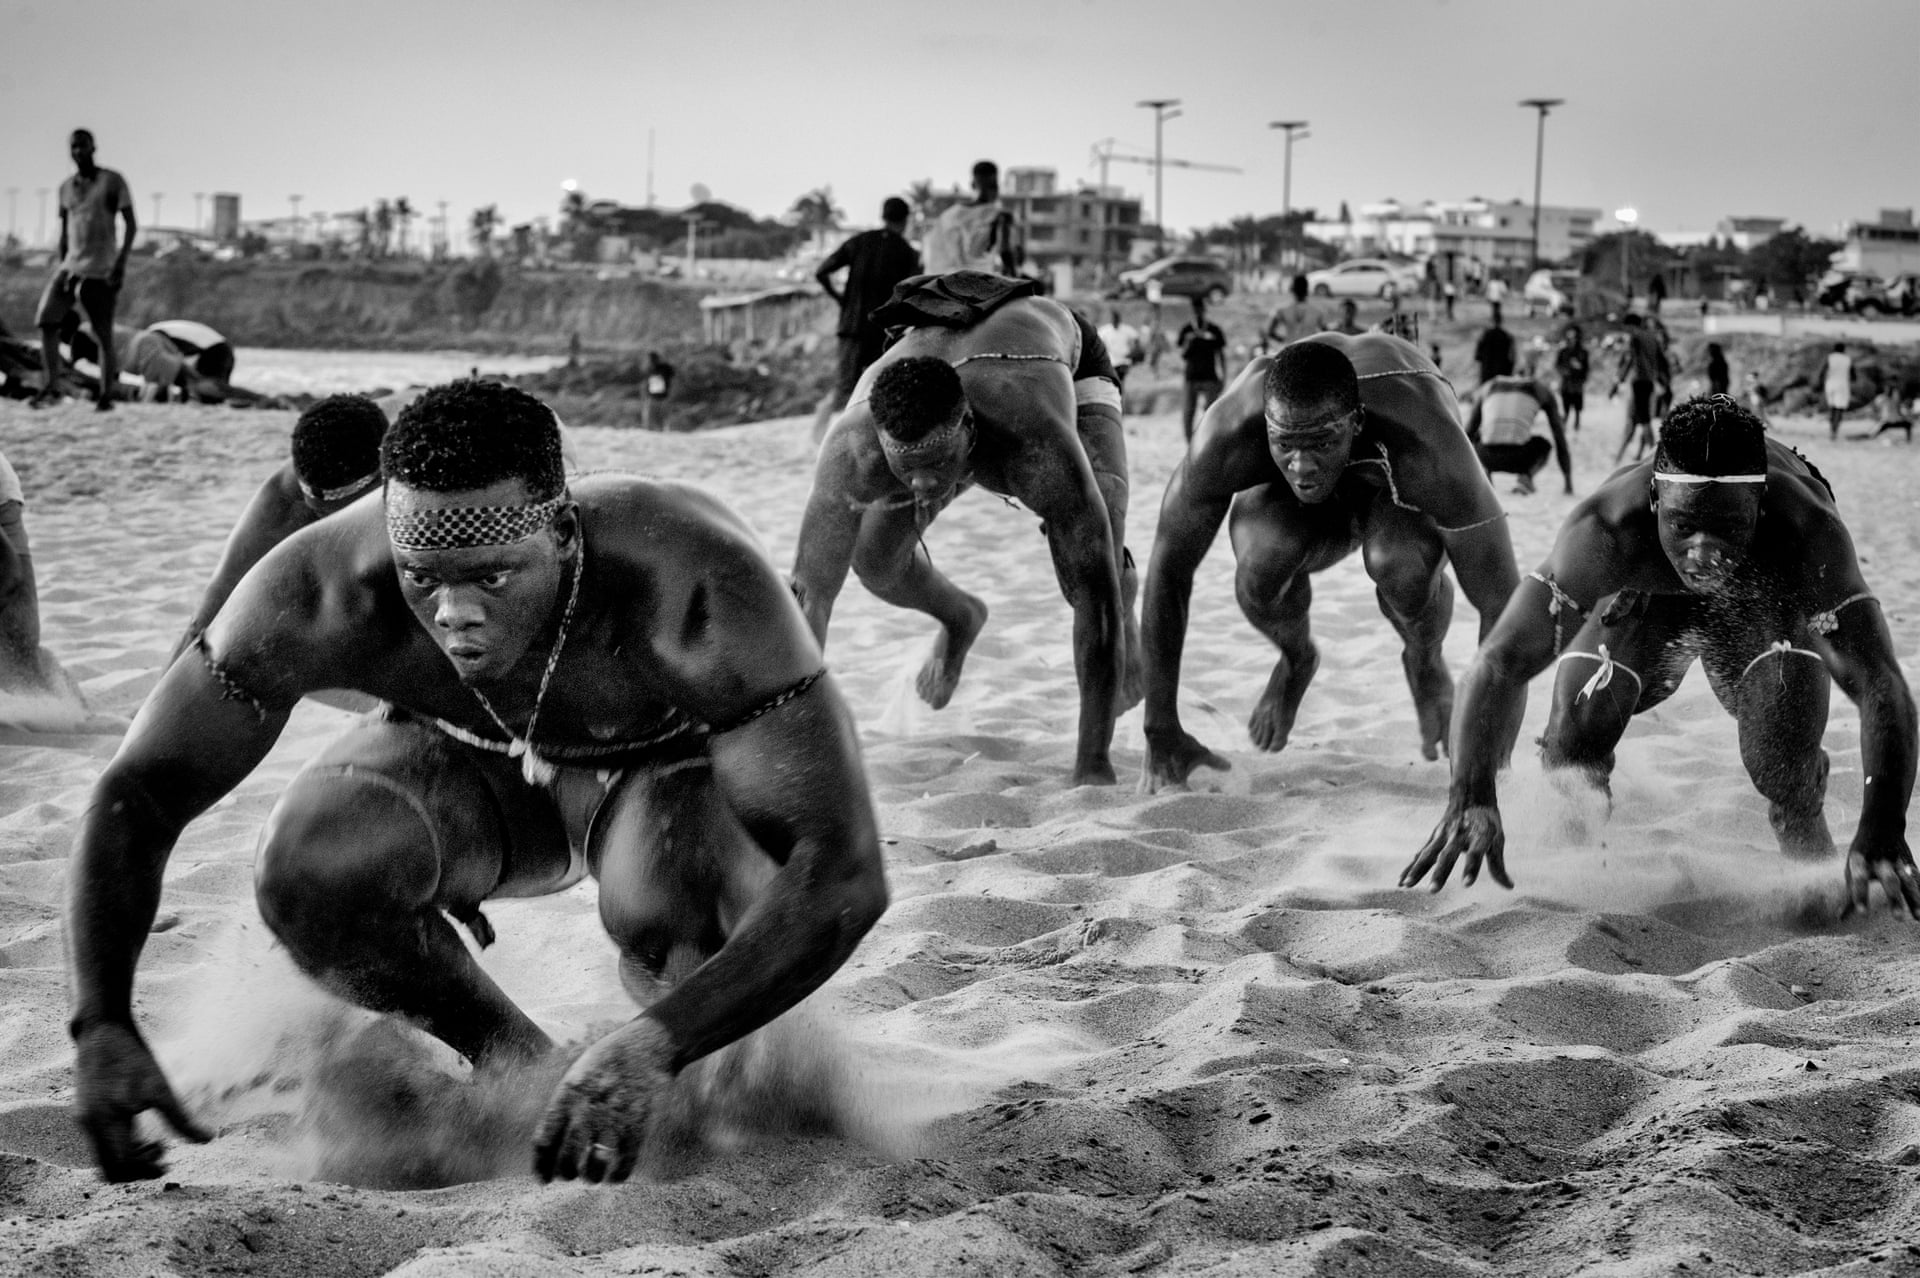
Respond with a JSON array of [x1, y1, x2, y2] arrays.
[[1137, 98, 1181, 255], [1518, 98, 1564, 271], [1269, 120, 1309, 271], [1614, 206, 1638, 300]]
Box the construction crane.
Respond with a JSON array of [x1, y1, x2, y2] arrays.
[[1089, 138, 1241, 191], [1091, 138, 1241, 256]]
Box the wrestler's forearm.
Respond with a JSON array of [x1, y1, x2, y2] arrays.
[[65, 778, 183, 1029], [1139, 576, 1193, 732], [1854, 686, 1917, 847], [643, 852, 886, 1071], [1448, 653, 1528, 805]]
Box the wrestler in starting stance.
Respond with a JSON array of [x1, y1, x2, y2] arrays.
[[67, 380, 888, 1184], [1141, 333, 1521, 789], [791, 271, 1137, 784], [1406, 394, 1920, 916], [172, 393, 388, 658]]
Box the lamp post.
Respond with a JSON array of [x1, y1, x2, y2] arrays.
[[290, 194, 303, 244], [1268, 120, 1309, 272], [151, 192, 164, 231], [1136, 98, 1181, 255], [1518, 98, 1563, 271], [1614, 206, 1638, 300]]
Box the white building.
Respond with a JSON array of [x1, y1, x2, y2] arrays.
[[1304, 198, 1600, 276], [1830, 209, 1920, 279]]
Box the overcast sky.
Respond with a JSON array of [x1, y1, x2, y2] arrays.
[[4, 0, 1915, 245]]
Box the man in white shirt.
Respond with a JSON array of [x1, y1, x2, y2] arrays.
[[1824, 343, 1853, 440], [923, 161, 1017, 276]]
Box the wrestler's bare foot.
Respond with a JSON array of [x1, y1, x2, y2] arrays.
[[1248, 646, 1318, 752], [1405, 649, 1455, 761], [916, 595, 989, 709]]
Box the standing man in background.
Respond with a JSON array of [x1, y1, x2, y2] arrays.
[[32, 130, 136, 411], [1263, 275, 1325, 351], [1473, 304, 1516, 388], [1177, 296, 1228, 442], [1823, 342, 1853, 441], [1554, 324, 1590, 432], [1096, 309, 1142, 399], [815, 197, 922, 419], [923, 161, 1018, 276]]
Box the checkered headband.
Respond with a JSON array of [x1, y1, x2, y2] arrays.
[[386, 493, 567, 551]]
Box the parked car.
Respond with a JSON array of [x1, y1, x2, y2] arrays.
[[1305, 258, 1422, 299], [1523, 269, 1580, 316], [1888, 274, 1920, 316], [1816, 270, 1891, 315], [1112, 256, 1233, 303]]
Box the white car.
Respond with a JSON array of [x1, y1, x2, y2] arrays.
[[1305, 258, 1422, 299], [1523, 269, 1579, 316]]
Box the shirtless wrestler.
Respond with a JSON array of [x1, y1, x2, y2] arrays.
[[790, 273, 1137, 785], [1405, 394, 1920, 915], [66, 380, 889, 1184], [1140, 333, 1521, 790], [172, 393, 387, 659]]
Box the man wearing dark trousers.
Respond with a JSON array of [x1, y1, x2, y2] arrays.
[[33, 129, 136, 411], [1177, 296, 1228, 442], [815, 197, 923, 414]]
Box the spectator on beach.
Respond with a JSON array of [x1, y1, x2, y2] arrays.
[[1442, 279, 1458, 321], [1263, 275, 1325, 350], [1554, 324, 1590, 432], [1096, 309, 1143, 396], [814, 197, 922, 413], [923, 161, 1018, 276], [1648, 272, 1668, 316], [1706, 342, 1731, 398], [32, 130, 135, 412], [1331, 298, 1364, 336], [1473, 305, 1516, 386], [1857, 382, 1912, 444], [642, 351, 674, 430], [1464, 374, 1572, 496], [1484, 276, 1509, 309], [1611, 313, 1669, 463], [1823, 343, 1852, 441], [1177, 296, 1228, 442]]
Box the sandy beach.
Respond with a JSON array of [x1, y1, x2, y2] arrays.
[[1, 387, 1918, 1277]]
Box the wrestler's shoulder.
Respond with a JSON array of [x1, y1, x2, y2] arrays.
[[576, 473, 774, 561]]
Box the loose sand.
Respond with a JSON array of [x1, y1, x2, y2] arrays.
[[0, 391, 1917, 1276]]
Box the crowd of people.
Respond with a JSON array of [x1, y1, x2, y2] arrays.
[[8, 133, 1919, 1193]]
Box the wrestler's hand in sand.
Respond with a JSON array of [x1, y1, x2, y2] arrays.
[[1140, 725, 1230, 793], [533, 1017, 675, 1183], [72, 1020, 211, 1182], [1843, 835, 1920, 920], [1402, 800, 1512, 892]]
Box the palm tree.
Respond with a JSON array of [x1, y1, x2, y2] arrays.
[[394, 197, 415, 257], [371, 200, 394, 258], [906, 179, 937, 225], [789, 186, 843, 240], [469, 205, 500, 258]]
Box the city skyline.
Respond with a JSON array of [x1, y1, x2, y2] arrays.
[[4, 0, 1915, 248]]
